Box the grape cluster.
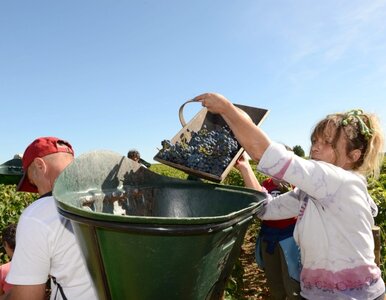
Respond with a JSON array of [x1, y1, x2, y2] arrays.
[[157, 125, 239, 176]]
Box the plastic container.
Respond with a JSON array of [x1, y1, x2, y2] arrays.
[[53, 150, 265, 300], [0, 157, 23, 185], [154, 99, 268, 182]]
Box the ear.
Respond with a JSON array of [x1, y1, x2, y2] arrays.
[[349, 149, 362, 163], [33, 157, 47, 173]]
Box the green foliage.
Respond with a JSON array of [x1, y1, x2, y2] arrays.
[[222, 168, 244, 186], [293, 145, 305, 157], [223, 161, 267, 187], [381, 156, 386, 174], [149, 164, 188, 179], [0, 184, 37, 263], [368, 157, 386, 278], [0, 184, 37, 228]]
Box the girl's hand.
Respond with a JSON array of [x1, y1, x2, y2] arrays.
[[234, 152, 263, 191], [235, 152, 251, 171], [193, 93, 232, 115]]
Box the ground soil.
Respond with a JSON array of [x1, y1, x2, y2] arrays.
[[238, 221, 271, 300]]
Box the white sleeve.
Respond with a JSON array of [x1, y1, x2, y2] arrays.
[[6, 214, 50, 285], [257, 189, 301, 220], [258, 142, 345, 201]]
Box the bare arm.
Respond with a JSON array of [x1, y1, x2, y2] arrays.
[[1, 284, 46, 300], [193, 93, 271, 161], [234, 153, 263, 191]]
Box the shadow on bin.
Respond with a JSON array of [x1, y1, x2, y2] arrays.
[[53, 150, 266, 300]]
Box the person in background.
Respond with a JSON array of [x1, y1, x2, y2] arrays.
[[195, 92, 385, 300], [127, 149, 151, 168], [0, 224, 16, 295], [2, 137, 98, 300], [236, 152, 301, 300]]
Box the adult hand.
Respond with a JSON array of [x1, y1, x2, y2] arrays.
[[193, 93, 232, 115]]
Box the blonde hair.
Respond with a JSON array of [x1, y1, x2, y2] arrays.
[[311, 109, 384, 179]]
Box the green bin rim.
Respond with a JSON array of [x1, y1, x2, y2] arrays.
[[54, 182, 263, 225]]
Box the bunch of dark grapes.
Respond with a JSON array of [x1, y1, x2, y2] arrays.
[[157, 125, 239, 176]]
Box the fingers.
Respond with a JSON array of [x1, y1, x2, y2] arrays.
[[193, 92, 228, 111], [193, 93, 209, 107], [193, 93, 209, 101]]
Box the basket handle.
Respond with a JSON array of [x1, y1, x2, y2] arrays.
[[178, 99, 200, 127]]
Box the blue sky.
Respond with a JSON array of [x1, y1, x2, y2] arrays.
[[1, 0, 385, 164]]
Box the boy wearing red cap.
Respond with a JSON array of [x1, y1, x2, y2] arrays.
[[2, 137, 97, 300]]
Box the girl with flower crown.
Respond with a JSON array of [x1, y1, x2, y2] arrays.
[[194, 92, 385, 300]]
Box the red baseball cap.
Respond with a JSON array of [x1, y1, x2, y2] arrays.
[[17, 137, 74, 193]]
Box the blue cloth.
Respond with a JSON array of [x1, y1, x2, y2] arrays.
[[260, 223, 295, 254], [280, 237, 301, 282], [255, 224, 301, 282]]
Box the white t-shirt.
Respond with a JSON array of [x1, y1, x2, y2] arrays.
[[6, 194, 98, 300]]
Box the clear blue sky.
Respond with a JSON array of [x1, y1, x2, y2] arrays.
[[1, 1, 385, 164]]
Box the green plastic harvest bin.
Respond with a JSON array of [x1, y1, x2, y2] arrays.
[[53, 151, 265, 300], [0, 157, 23, 185]]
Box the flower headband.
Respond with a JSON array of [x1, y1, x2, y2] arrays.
[[341, 109, 373, 140]]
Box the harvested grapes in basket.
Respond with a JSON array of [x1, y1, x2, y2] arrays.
[[157, 125, 239, 177]]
